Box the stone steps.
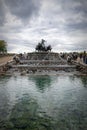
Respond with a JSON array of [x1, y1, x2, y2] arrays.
[[11, 64, 76, 72]]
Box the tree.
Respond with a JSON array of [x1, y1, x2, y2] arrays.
[[0, 40, 7, 53], [35, 39, 52, 52]]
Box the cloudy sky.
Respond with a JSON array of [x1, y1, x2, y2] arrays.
[[0, 0, 87, 53]]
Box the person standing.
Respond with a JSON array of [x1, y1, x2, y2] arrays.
[[83, 51, 86, 63]]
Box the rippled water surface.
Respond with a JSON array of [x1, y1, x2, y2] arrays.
[[0, 74, 87, 130]]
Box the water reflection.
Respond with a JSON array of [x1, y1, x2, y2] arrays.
[[0, 75, 11, 85], [80, 76, 87, 88], [0, 75, 12, 121], [0, 75, 87, 130], [29, 75, 52, 92]]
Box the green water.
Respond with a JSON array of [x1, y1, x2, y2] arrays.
[[0, 75, 87, 130]]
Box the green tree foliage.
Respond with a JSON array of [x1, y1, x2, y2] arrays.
[[0, 40, 7, 53], [35, 39, 52, 52]]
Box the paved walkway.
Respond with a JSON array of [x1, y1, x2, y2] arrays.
[[0, 56, 13, 65]]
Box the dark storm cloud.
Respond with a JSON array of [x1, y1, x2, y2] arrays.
[[0, 0, 6, 25], [53, 0, 87, 29], [4, 0, 41, 22], [0, 0, 87, 52]]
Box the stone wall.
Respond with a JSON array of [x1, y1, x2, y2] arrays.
[[76, 64, 87, 74], [27, 52, 60, 61]]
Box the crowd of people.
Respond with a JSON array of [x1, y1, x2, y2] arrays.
[[61, 51, 87, 64], [13, 51, 87, 65]]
